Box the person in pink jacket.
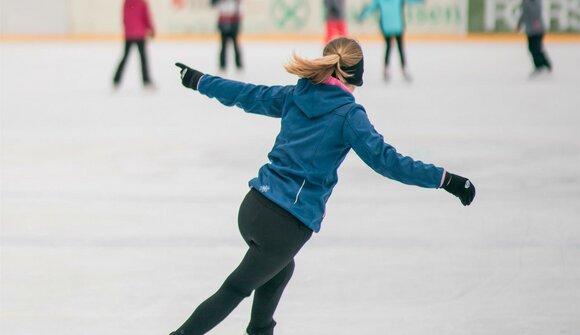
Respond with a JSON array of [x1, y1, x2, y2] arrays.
[[113, 0, 155, 89]]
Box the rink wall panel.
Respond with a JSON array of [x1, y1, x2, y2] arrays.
[[2, 0, 469, 35], [0, 0, 578, 37], [0, 0, 69, 34]]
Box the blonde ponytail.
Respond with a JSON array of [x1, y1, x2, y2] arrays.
[[284, 53, 339, 84], [284, 37, 363, 84]]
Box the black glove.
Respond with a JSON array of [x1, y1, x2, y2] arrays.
[[442, 172, 476, 206], [175, 62, 204, 90]]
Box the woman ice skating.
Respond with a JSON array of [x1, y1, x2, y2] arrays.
[[112, 0, 155, 89], [212, 0, 243, 71], [171, 37, 476, 335], [359, 0, 423, 81], [516, 0, 552, 77]]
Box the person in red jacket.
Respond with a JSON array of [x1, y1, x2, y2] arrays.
[[113, 0, 155, 89], [324, 0, 348, 44]]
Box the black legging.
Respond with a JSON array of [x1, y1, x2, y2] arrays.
[[219, 27, 243, 70], [384, 34, 406, 68], [113, 39, 151, 85], [173, 188, 312, 335], [527, 34, 551, 70]]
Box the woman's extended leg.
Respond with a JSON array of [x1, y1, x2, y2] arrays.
[[172, 189, 311, 335]]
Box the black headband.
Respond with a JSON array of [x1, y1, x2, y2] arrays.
[[340, 57, 364, 87]]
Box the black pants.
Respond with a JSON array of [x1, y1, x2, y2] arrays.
[[219, 27, 243, 70], [527, 34, 551, 70], [113, 39, 151, 85], [174, 189, 312, 335], [384, 34, 405, 68]]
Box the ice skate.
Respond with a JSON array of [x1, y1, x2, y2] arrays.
[[383, 66, 390, 82], [143, 82, 157, 92], [246, 320, 276, 335], [402, 68, 413, 82], [528, 68, 546, 79]]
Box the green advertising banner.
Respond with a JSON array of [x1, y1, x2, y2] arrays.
[[468, 0, 580, 32], [351, 0, 468, 35], [405, 0, 468, 34]]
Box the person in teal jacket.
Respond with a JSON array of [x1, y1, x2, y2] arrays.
[[359, 0, 423, 81], [170, 37, 475, 335]]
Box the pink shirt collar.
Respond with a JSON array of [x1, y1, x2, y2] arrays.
[[322, 76, 353, 93]]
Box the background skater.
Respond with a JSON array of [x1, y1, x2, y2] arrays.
[[112, 0, 156, 89], [359, 0, 424, 81], [517, 0, 552, 77], [324, 0, 348, 43], [212, 0, 243, 72]]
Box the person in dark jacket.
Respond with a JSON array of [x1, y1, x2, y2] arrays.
[[324, 0, 348, 43], [170, 37, 476, 335], [213, 0, 243, 71], [113, 0, 155, 89], [516, 0, 552, 76]]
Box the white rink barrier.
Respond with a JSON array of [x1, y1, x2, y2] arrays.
[[1, 0, 577, 36], [1, 0, 468, 36]]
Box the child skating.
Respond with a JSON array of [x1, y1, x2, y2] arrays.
[[170, 37, 476, 335], [359, 0, 423, 82]]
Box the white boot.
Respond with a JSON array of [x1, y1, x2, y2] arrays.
[[383, 66, 390, 82], [402, 68, 413, 82], [529, 67, 546, 78]]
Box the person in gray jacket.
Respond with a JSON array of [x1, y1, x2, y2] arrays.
[[516, 0, 552, 76]]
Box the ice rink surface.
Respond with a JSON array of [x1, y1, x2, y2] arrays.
[[1, 39, 579, 335]]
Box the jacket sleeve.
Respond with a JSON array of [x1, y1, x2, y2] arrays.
[[143, 2, 154, 33], [343, 106, 444, 189], [518, 1, 525, 28], [198, 75, 291, 118], [359, 0, 380, 21]]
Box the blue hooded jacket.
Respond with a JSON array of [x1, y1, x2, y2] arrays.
[[198, 74, 444, 232]]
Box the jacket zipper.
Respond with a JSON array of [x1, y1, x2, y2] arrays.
[[294, 180, 306, 205]]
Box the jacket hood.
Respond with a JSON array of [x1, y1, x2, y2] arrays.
[[293, 78, 354, 118]]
